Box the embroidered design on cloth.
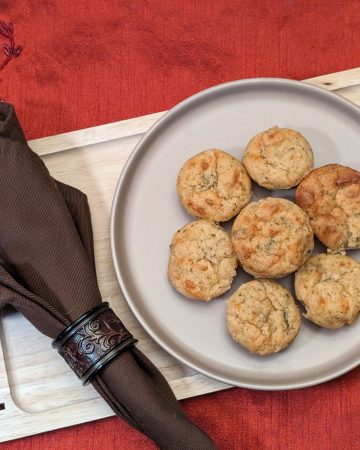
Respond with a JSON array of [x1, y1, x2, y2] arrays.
[[0, 21, 22, 72], [0, 20, 22, 101]]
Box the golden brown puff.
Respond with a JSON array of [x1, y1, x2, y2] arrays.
[[168, 220, 238, 301], [177, 149, 252, 222], [227, 279, 301, 355], [295, 253, 360, 329], [296, 164, 360, 251], [232, 197, 314, 278], [243, 126, 313, 190]]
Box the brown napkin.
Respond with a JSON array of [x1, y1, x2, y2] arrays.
[[0, 103, 216, 449]]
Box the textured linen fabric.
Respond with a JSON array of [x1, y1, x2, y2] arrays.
[[1, 1, 360, 140], [0, 103, 215, 450], [1, 1, 360, 449]]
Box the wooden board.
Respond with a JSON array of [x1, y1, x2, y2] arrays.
[[1, 68, 360, 442]]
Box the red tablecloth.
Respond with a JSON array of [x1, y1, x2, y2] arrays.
[[1, 1, 360, 449]]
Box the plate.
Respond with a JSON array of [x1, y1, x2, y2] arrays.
[[110, 78, 360, 390]]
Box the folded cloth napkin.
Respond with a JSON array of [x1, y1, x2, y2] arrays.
[[0, 103, 216, 449]]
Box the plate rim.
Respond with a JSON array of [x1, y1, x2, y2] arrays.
[[110, 77, 360, 390]]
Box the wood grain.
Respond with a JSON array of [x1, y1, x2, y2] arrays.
[[0, 68, 359, 442]]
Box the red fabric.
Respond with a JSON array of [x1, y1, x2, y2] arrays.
[[1, 1, 360, 449]]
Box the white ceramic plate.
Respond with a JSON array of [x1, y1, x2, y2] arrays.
[[110, 78, 360, 390]]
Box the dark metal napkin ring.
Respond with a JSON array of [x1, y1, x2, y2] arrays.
[[52, 302, 137, 385]]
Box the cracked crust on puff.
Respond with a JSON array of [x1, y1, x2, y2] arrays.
[[295, 253, 360, 329], [231, 197, 314, 278], [243, 126, 314, 190], [168, 220, 238, 301], [227, 279, 301, 355], [296, 164, 360, 251], [177, 149, 252, 222]]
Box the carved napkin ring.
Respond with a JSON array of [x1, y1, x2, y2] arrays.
[[52, 302, 137, 385]]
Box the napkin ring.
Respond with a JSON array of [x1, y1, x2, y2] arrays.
[[52, 302, 137, 385]]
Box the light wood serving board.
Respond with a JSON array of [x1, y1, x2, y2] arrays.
[[1, 68, 360, 442]]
